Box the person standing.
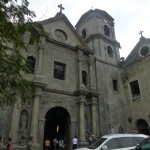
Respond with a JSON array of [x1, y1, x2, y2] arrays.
[[91, 134, 96, 144], [88, 135, 92, 145], [53, 138, 58, 150], [45, 139, 50, 150], [59, 138, 63, 150], [26, 136, 33, 150], [72, 135, 77, 150], [6, 137, 13, 150]]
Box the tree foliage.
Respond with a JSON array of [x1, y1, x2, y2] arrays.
[[0, 0, 46, 107]]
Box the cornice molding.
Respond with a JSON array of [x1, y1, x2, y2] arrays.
[[45, 37, 93, 54], [85, 33, 120, 48], [96, 57, 120, 68]]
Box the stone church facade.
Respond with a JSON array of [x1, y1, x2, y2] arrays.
[[0, 6, 150, 150]]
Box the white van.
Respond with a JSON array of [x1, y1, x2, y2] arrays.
[[76, 134, 148, 150]]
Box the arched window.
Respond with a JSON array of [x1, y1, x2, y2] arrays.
[[104, 25, 110, 37], [82, 29, 86, 39], [26, 56, 36, 74], [107, 46, 113, 57], [82, 71, 87, 86]]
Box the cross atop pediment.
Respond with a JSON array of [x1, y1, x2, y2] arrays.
[[58, 4, 65, 14], [139, 30, 144, 37]]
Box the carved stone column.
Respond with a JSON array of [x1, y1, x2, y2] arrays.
[[37, 45, 43, 75], [78, 95, 86, 142], [88, 55, 96, 91], [78, 51, 84, 89], [35, 45, 44, 81], [39, 119, 46, 150], [9, 95, 21, 144], [91, 97, 97, 137], [30, 88, 42, 143]]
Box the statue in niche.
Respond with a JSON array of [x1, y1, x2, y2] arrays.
[[19, 110, 28, 145], [20, 110, 28, 130]]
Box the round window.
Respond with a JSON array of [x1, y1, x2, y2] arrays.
[[140, 46, 149, 57], [55, 29, 67, 42]]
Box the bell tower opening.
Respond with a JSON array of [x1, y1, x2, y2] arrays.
[[44, 107, 71, 149]]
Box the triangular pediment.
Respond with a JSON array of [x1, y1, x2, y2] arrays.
[[39, 13, 88, 49], [125, 37, 150, 65]]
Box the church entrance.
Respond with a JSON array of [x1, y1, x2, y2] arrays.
[[136, 119, 149, 135], [44, 107, 71, 149]]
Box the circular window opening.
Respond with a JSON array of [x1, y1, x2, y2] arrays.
[[55, 29, 67, 42], [140, 46, 149, 57]]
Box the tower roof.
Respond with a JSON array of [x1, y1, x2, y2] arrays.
[[75, 9, 114, 28]]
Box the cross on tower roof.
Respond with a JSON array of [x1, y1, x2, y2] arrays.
[[139, 30, 144, 37], [58, 4, 64, 14]]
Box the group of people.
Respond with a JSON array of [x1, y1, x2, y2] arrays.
[[44, 135, 78, 150], [5, 135, 78, 150], [44, 137, 67, 150]]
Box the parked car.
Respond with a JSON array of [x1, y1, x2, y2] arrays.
[[76, 134, 148, 150], [135, 137, 150, 150]]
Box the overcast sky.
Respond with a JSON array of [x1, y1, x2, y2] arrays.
[[28, 0, 150, 58]]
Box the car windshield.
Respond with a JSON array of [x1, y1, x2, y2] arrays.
[[138, 137, 150, 148], [87, 138, 107, 149]]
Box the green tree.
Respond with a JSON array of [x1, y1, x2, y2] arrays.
[[0, 0, 46, 107]]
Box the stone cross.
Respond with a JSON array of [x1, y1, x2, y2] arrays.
[[58, 4, 64, 13], [139, 30, 144, 37]]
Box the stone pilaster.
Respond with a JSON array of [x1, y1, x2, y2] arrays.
[[9, 95, 21, 144], [35, 45, 44, 81], [37, 45, 43, 75], [39, 119, 46, 150], [88, 55, 96, 91], [91, 97, 97, 137], [78, 95, 86, 142], [78, 51, 84, 89], [71, 120, 77, 139]]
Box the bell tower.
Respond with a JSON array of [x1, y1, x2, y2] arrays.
[[75, 9, 121, 65], [75, 9, 128, 136]]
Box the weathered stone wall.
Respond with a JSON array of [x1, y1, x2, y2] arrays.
[[95, 61, 129, 135], [125, 56, 150, 130]]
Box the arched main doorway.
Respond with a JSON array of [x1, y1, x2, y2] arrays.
[[136, 119, 149, 135], [44, 107, 71, 149]]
